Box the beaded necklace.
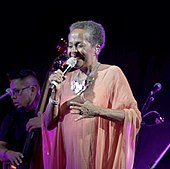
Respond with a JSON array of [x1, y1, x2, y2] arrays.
[[71, 62, 100, 95]]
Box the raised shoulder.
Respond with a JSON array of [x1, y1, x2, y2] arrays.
[[99, 64, 122, 73]]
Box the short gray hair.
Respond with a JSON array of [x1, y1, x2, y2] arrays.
[[69, 20, 106, 50]]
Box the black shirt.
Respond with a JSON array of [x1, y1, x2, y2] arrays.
[[0, 109, 35, 152]]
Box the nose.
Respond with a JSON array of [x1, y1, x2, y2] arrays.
[[70, 45, 78, 53], [11, 93, 17, 99], [68, 45, 79, 57], [69, 50, 78, 58]]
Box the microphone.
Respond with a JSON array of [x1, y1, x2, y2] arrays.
[[61, 56, 77, 75], [0, 88, 12, 101], [150, 83, 162, 95], [50, 57, 77, 89]]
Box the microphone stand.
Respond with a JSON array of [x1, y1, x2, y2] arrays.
[[142, 93, 155, 116], [141, 92, 164, 126], [141, 93, 156, 126]]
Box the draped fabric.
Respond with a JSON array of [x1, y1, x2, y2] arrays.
[[42, 65, 142, 169]]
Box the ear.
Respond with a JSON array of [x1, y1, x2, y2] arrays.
[[30, 85, 36, 93], [95, 45, 101, 55]]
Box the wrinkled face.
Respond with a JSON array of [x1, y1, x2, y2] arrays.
[[67, 29, 97, 68], [10, 79, 34, 110]]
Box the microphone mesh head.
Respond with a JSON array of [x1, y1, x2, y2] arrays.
[[66, 57, 77, 68], [6, 88, 12, 96], [154, 83, 162, 91]]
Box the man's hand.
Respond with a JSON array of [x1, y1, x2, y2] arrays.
[[26, 116, 41, 132], [4, 150, 24, 166]]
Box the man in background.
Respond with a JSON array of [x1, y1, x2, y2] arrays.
[[0, 69, 44, 169]]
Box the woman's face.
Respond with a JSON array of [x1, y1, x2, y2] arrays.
[[67, 29, 97, 69]]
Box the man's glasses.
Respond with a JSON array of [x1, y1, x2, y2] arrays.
[[9, 86, 33, 96]]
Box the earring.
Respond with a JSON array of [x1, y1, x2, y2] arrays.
[[95, 48, 99, 55]]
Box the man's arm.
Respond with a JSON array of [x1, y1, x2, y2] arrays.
[[0, 141, 9, 161]]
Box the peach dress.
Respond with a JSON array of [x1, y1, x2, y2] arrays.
[[42, 65, 142, 169]]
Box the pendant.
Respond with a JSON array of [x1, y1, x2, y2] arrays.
[[71, 79, 87, 95], [71, 62, 101, 95]]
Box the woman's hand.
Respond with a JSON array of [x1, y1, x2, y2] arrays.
[[49, 69, 65, 91], [70, 100, 99, 121]]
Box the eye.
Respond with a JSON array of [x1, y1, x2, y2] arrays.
[[13, 89, 20, 94], [77, 43, 84, 48], [68, 44, 72, 48]]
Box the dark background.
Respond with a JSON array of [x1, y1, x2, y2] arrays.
[[0, 1, 169, 168]]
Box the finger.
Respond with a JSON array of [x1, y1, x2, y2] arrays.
[[75, 115, 84, 121], [14, 159, 20, 166], [26, 124, 29, 131], [19, 153, 24, 158], [28, 126, 33, 132], [17, 156, 23, 164], [52, 70, 61, 76], [10, 161, 15, 166], [70, 101, 82, 106], [70, 109, 81, 114], [27, 124, 34, 132], [26, 122, 34, 131], [28, 125, 38, 132], [49, 74, 61, 82], [37, 112, 41, 117], [54, 69, 63, 74], [70, 105, 81, 110]]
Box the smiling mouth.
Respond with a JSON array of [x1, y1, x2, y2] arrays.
[[71, 51, 85, 61], [13, 102, 19, 107], [75, 53, 85, 61], [14, 104, 19, 107]]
